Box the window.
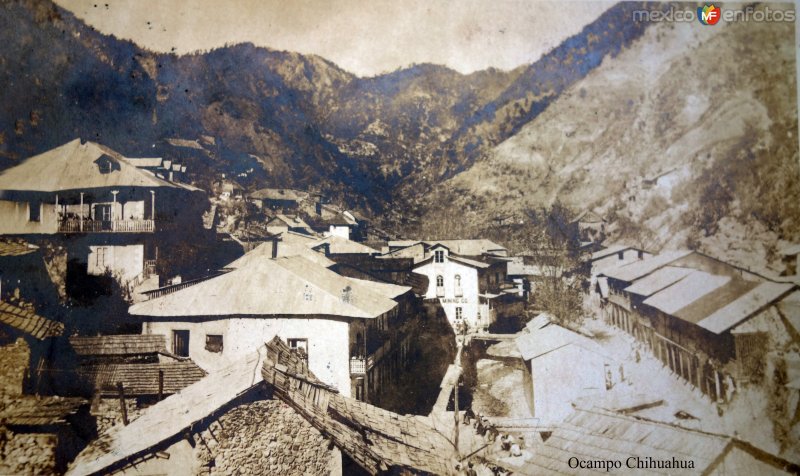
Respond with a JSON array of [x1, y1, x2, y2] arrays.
[[95, 246, 108, 268], [637, 250, 644, 259], [172, 330, 190, 357], [454, 275, 462, 297], [455, 307, 463, 320], [436, 275, 444, 297], [288, 338, 308, 364], [434, 250, 445, 263], [618, 251, 624, 260], [205, 334, 223, 353], [28, 202, 40, 222]]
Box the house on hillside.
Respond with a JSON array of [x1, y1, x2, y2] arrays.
[[129, 254, 421, 404], [248, 188, 309, 212], [598, 250, 798, 402], [0, 139, 209, 298], [265, 214, 313, 236], [570, 209, 606, 244], [124, 157, 189, 183]]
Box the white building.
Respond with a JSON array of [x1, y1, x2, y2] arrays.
[[129, 252, 415, 402]]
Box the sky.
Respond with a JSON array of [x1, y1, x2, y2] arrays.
[[54, 0, 615, 77]]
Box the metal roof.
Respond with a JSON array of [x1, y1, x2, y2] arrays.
[[697, 282, 795, 334], [0, 139, 178, 192], [642, 271, 730, 316], [624, 266, 694, 297], [129, 256, 406, 319], [602, 250, 693, 283]]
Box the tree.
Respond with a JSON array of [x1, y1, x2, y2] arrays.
[[519, 202, 588, 328]]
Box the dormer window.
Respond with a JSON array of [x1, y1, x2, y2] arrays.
[[95, 154, 115, 174], [434, 250, 445, 263]]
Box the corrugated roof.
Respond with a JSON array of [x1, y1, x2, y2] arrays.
[[130, 256, 404, 319], [67, 350, 266, 476], [0, 396, 86, 426], [697, 282, 795, 334], [642, 271, 730, 316], [0, 139, 178, 192], [69, 334, 167, 356], [672, 279, 759, 325], [78, 360, 206, 396], [602, 250, 693, 283], [624, 266, 694, 297], [0, 300, 64, 340]]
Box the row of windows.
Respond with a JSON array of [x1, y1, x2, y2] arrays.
[[436, 275, 462, 287], [170, 330, 306, 361]]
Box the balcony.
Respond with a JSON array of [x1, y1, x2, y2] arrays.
[[58, 219, 155, 233], [350, 357, 366, 375]]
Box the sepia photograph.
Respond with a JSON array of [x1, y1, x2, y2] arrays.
[[0, 0, 799, 474]]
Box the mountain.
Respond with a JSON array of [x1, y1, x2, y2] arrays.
[[418, 5, 800, 272], [0, 0, 663, 216]]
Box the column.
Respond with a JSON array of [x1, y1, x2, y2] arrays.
[[111, 190, 119, 231], [79, 192, 84, 231], [150, 190, 156, 221]]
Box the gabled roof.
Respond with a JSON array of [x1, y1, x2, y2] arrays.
[[602, 250, 693, 283], [130, 256, 405, 319], [69, 334, 167, 356], [590, 244, 643, 261], [0, 300, 64, 340], [520, 407, 781, 475], [0, 240, 38, 257], [225, 240, 335, 269], [516, 322, 606, 361], [78, 360, 207, 396], [413, 252, 491, 269], [0, 139, 179, 192], [0, 396, 86, 426], [624, 266, 695, 297], [697, 282, 795, 334], [642, 271, 730, 316], [268, 214, 311, 229], [68, 350, 266, 476], [312, 235, 377, 255], [388, 239, 508, 257]]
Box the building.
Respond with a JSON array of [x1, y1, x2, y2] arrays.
[[515, 315, 618, 425], [129, 253, 420, 404], [265, 214, 313, 236], [597, 250, 798, 402], [569, 209, 606, 244], [248, 188, 309, 212], [519, 406, 799, 475], [406, 241, 512, 331], [0, 139, 209, 298]]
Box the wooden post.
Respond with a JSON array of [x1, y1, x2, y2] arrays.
[[454, 374, 459, 451], [79, 192, 84, 231], [158, 369, 164, 401], [117, 382, 129, 426]]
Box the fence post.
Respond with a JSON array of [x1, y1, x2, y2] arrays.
[[117, 382, 129, 425]]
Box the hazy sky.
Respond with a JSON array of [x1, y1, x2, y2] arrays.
[[54, 0, 615, 77]]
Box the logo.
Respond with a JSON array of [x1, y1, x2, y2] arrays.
[[698, 4, 721, 25]]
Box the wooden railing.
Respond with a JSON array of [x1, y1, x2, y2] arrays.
[[144, 260, 157, 278], [58, 219, 155, 233], [141, 273, 224, 300], [349, 357, 366, 375]]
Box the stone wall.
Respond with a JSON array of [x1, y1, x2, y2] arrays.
[[0, 338, 30, 396], [194, 398, 335, 476], [0, 431, 57, 475], [92, 397, 145, 436]]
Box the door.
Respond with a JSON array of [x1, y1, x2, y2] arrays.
[[172, 330, 190, 357]]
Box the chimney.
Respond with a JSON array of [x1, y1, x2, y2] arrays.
[[271, 236, 282, 259]]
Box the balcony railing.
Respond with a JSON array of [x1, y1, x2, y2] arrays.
[[350, 357, 366, 375], [58, 219, 155, 233], [144, 259, 157, 279]]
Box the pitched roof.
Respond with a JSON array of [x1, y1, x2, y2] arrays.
[[69, 334, 167, 356], [521, 408, 730, 475], [273, 214, 310, 229], [129, 256, 404, 319], [624, 266, 695, 297], [0, 300, 64, 340], [78, 360, 207, 396], [590, 244, 640, 261], [0, 139, 178, 192], [697, 282, 795, 334], [225, 240, 335, 269], [312, 235, 377, 255], [387, 239, 508, 257], [0, 240, 38, 257], [68, 350, 266, 476], [516, 323, 605, 361], [642, 271, 730, 316], [0, 396, 86, 426], [602, 250, 693, 283], [122, 157, 163, 168]]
